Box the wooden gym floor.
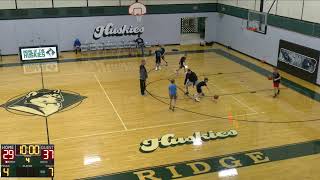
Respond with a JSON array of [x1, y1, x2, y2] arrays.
[[0, 44, 319, 179]]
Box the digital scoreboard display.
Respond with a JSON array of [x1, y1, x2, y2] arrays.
[[1, 144, 54, 177]]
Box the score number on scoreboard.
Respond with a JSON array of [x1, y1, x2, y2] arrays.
[[1, 144, 54, 177]]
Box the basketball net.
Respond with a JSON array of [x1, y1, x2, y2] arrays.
[[135, 14, 142, 23]]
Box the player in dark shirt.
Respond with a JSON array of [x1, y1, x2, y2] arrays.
[[155, 50, 162, 70], [184, 69, 198, 95], [176, 56, 187, 74], [135, 34, 145, 56], [194, 78, 209, 102], [139, 59, 148, 95], [159, 46, 168, 66], [272, 68, 281, 98]]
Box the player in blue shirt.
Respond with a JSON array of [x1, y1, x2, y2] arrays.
[[74, 38, 81, 54], [168, 79, 177, 111]]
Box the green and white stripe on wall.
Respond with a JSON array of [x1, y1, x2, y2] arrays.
[[0, 3, 319, 38]]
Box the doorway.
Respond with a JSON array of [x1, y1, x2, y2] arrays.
[[180, 17, 206, 45]]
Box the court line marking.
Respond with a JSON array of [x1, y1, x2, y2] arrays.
[[0, 72, 96, 87], [231, 95, 258, 113], [49, 112, 259, 142], [93, 73, 128, 130], [43, 72, 95, 77], [209, 80, 258, 114]]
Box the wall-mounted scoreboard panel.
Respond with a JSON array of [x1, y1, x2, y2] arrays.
[[1, 144, 54, 177]]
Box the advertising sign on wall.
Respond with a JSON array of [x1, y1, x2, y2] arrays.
[[20, 45, 58, 61], [277, 40, 319, 83]]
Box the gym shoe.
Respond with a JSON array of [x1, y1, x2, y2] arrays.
[[277, 89, 280, 95]]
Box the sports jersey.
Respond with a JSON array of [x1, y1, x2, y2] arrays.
[[160, 48, 165, 55], [273, 72, 281, 83], [184, 71, 198, 85], [169, 84, 177, 95], [179, 57, 186, 66], [196, 81, 207, 89], [155, 50, 162, 58], [135, 37, 144, 46]]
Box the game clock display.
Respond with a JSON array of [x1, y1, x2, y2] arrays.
[[1, 144, 54, 177]]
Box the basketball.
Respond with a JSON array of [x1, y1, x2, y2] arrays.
[[213, 95, 219, 100], [268, 76, 272, 80]]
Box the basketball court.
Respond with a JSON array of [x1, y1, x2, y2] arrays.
[[0, 0, 320, 180]]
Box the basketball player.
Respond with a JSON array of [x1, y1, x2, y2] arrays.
[[135, 34, 145, 56], [194, 78, 209, 102], [155, 49, 162, 70], [168, 79, 177, 111], [272, 67, 281, 98], [160, 46, 167, 66], [184, 69, 198, 95], [176, 55, 187, 74], [139, 59, 148, 95]]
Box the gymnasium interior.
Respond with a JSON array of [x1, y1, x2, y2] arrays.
[[0, 0, 319, 179]]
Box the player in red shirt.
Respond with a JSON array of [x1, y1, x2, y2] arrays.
[[272, 68, 281, 98]]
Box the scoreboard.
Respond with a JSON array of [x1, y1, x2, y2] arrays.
[[1, 144, 54, 177]]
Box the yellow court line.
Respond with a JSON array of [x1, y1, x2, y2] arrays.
[[93, 73, 128, 130], [49, 112, 260, 143]]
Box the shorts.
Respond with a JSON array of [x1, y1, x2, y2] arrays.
[[185, 80, 198, 87], [169, 94, 177, 99], [185, 81, 193, 87], [273, 82, 280, 88], [196, 87, 202, 93], [156, 57, 161, 64]]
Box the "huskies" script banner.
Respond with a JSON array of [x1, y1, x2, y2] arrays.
[[93, 23, 144, 40]]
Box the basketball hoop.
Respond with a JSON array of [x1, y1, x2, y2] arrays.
[[129, 2, 146, 23]]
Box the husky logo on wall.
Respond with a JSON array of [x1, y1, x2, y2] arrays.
[[2, 89, 86, 117], [277, 40, 320, 83], [279, 48, 317, 73], [93, 23, 144, 40]]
